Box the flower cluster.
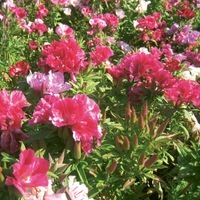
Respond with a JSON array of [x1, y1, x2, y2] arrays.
[[39, 39, 87, 81], [30, 94, 102, 155], [0, 90, 30, 153]]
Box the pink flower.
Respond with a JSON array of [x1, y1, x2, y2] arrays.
[[40, 39, 87, 80], [29, 95, 60, 125], [51, 94, 102, 155], [27, 71, 71, 95], [29, 41, 38, 50], [5, 149, 50, 196], [90, 45, 114, 66], [164, 79, 199, 106], [0, 90, 30, 131], [11, 6, 27, 19], [36, 4, 49, 19], [9, 61, 30, 77], [108, 52, 164, 83], [56, 24, 74, 39]]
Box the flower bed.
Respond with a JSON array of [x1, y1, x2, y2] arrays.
[[0, 0, 200, 199]]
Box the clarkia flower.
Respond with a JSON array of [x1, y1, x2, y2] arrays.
[[0, 90, 30, 131], [9, 61, 30, 77], [27, 71, 71, 95], [40, 39, 87, 81], [30, 94, 102, 155], [51, 94, 102, 155], [90, 45, 114, 66], [5, 149, 50, 196]]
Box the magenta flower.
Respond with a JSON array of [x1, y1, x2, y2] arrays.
[[164, 79, 200, 106], [29, 95, 60, 125], [0, 90, 30, 131], [51, 94, 102, 155], [40, 39, 87, 81], [90, 45, 114, 66], [108, 52, 164, 83], [9, 61, 30, 77], [6, 149, 50, 196]]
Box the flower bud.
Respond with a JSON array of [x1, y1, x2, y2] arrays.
[[123, 136, 130, 151], [0, 167, 4, 184], [125, 101, 132, 121], [61, 126, 71, 142], [107, 160, 117, 175], [116, 136, 123, 152], [74, 141, 82, 160], [141, 101, 148, 119], [149, 117, 157, 138], [131, 107, 137, 123], [39, 138, 46, 149], [138, 114, 145, 129], [138, 152, 146, 166], [156, 119, 169, 136], [132, 135, 138, 149], [144, 154, 158, 167]]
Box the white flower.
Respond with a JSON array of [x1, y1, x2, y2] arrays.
[[67, 176, 92, 200], [180, 66, 200, 81], [138, 47, 150, 54], [135, 0, 151, 13], [190, 114, 200, 133]]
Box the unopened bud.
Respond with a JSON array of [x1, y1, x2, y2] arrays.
[[125, 101, 132, 121], [74, 141, 82, 160], [61, 126, 71, 142], [107, 160, 117, 175], [149, 117, 158, 138], [138, 153, 146, 166], [156, 119, 169, 136], [0, 167, 4, 183], [123, 136, 130, 151], [144, 154, 158, 167], [138, 114, 145, 129], [141, 101, 148, 119], [132, 135, 138, 149], [116, 136, 123, 152], [39, 138, 46, 149], [131, 107, 137, 123]]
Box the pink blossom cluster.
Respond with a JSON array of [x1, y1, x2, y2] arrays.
[[135, 12, 167, 42], [168, 24, 200, 45], [29, 94, 102, 155], [0, 90, 30, 153], [90, 45, 114, 66], [39, 39, 88, 82], [108, 52, 200, 107], [4, 3, 49, 35], [89, 13, 119, 34]]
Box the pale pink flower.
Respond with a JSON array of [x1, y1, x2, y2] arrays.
[[56, 24, 74, 39], [64, 7, 72, 15], [27, 71, 71, 95], [67, 176, 91, 200]]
